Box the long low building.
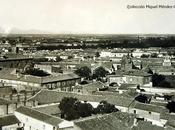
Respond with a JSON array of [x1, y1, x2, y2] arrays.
[[15, 106, 72, 130], [0, 55, 33, 69], [0, 68, 81, 91]]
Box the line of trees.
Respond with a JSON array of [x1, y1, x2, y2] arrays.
[[75, 66, 109, 80], [58, 97, 118, 120], [152, 73, 172, 88], [75, 66, 91, 79], [35, 36, 175, 51], [23, 68, 50, 77]]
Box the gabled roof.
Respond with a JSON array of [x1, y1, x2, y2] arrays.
[[152, 66, 175, 73], [0, 98, 13, 105], [15, 106, 63, 126], [123, 70, 152, 77], [121, 89, 139, 98], [0, 115, 19, 127], [130, 102, 168, 113], [75, 112, 135, 130], [0, 68, 42, 84], [81, 81, 106, 91], [161, 113, 175, 128], [34, 104, 61, 116], [150, 100, 167, 107], [93, 91, 120, 97], [113, 70, 152, 77], [108, 70, 152, 77], [118, 84, 138, 90], [74, 81, 106, 91], [0, 68, 80, 84], [132, 120, 164, 130], [41, 73, 80, 84]]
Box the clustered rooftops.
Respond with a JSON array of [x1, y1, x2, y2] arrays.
[[28, 89, 135, 107]]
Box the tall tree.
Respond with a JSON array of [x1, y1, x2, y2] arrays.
[[75, 66, 91, 79], [95, 52, 100, 57], [93, 66, 108, 79], [56, 56, 63, 62], [76, 102, 94, 117], [152, 73, 165, 87], [59, 97, 80, 120], [94, 100, 118, 114], [166, 101, 175, 113]]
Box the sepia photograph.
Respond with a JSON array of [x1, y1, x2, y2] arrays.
[[0, 0, 175, 130]]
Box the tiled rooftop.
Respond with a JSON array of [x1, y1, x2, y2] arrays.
[[0, 68, 80, 84], [29, 89, 134, 107], [75, 112, 135, 130], [0, 115, 19, 127], [15, 106, 63, 126], [130, 102, 168, 113]]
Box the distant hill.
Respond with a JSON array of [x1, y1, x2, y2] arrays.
[[0, 27, 50, 35], [0, 27, 5, 34], [8, 28, 50, 34]]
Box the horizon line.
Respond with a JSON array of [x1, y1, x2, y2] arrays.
[[1, 33, 175, 36]]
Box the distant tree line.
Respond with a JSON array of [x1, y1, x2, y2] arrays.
[[35, 36, 175, 50], [2, 35, 175, 49]]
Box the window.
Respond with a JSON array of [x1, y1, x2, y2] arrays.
[[62, 82, 65, 86], [134, 110, 136, 114], [26, 118, 28, 122]]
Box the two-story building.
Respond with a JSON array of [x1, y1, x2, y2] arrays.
[[15, 106, 74, 130], [128, 102, 168, 127], [0, 68, 81, 91], [107, 70, 152, 87]]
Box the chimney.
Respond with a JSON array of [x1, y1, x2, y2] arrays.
[[24, 75, 27, 79], [17, 73, 20, 78]]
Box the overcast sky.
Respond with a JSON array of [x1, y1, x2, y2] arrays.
[[0, 0, 175, 34]]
